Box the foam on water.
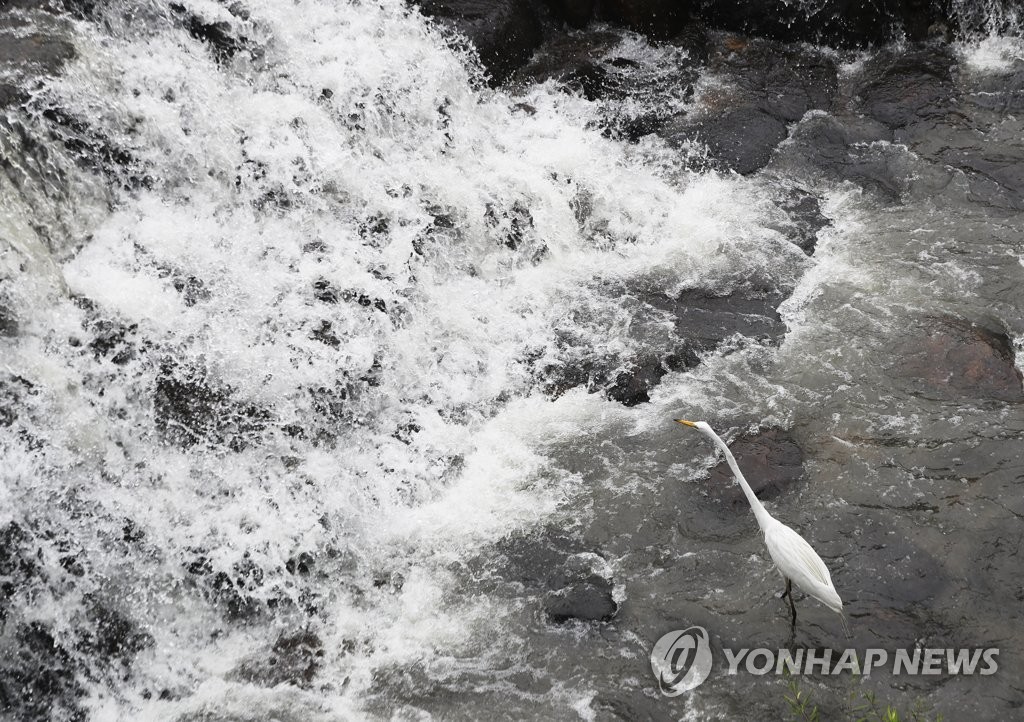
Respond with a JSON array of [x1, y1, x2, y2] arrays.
[[0, 0, 797, 716]]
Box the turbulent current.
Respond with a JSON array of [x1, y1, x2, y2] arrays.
[[1, 0, 1024, 719]]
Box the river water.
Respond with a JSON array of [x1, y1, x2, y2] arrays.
[[1, 1, 1023, 719]]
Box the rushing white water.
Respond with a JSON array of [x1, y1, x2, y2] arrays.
[[0, 1, 800, 718]]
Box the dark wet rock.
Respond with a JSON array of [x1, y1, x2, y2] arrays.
[[773, 113, 910, 200], [856, 48, 955, 128], [80, 601, 153, 666], [666, 106, 788, 175], [185, 552, 269, 620], [285, 551, 316, 576], [889, 317, 1024, 403], [40, 106, 151, 189], [312, 278, 340, 304], [600, 0, 687, 38], [706, 428, 805, 508], [561, 60, 612, 101], [693, 0, 941, 46], [0, 373, 34, 428], [229, 630, 325, 688], [894, 113, 1024, 203], [770, 186, 831, 255], [544, 580, 617, 623], [646, 284, 787, 350], [0, 298, 30, 335], [713, 38, 839, 122], [0, 82, 26, 109], [88, 318, 139, 365], [169, 3, 253, 63], [310, 319, 341, 348], [485, 200, 537, 251], [513, 29, 622, 93], [0, 623, 83, 722], [171, 274, 210, 307], [0, 523, 36, 623], [661, 39, 838, 174], [153, 364, 270, 450], [670, 21, 713, 64], [605, 353, 680, 407], [314, 279, 387, 312], [539, 282, 786, 405], [515, 28, 698, 143], [417, 0, 543, 84], [494, 530, 618, 622], [0, 33, 75, 74]]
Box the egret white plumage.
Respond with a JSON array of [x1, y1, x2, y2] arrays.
[[675, 420, 847, 632]]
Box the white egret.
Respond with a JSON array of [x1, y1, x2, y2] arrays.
[[675, 420, 847, 632]]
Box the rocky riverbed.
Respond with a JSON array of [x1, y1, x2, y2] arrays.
[[2, 0, 1024, 719]]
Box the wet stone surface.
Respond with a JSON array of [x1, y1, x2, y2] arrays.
[[705, 428, 805, 508], [888, 316, 1024, 403], [661, 36, 839, 175], [229, 631, 326, 689], [538, 281, 788, 406]]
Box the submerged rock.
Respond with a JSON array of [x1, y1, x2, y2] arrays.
[[0, 623, 83, 721], [0, 374, 34, 429], [545, 553, 619, 624], [687, 106, 788, 176], [706, 428, 805, 508], [856, 47, 955, 129], [229, 630, 325, 689], [539, 282, 787, 406], [169, 2, 255, 63], [773, 113, 908, 200], [0, 33, 75, 74], [771, 186, 831, 255], [80, 601, 154, 667], [494, 531, 619, 624], [890, 317, 1024, 403], [544, 580, 617, 623], [0, 523, 36, 623], [153, 364, 270, 451], [713, 38, 839, 123]]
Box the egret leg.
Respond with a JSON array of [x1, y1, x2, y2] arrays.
[[783, 578, 796, 626]]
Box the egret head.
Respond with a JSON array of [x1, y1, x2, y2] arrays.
[[674, 419, 712, 434]]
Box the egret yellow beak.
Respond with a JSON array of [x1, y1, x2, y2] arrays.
[[674, 419, 696, 427]]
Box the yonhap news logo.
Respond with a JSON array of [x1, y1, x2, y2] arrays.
[[650, 626, 999, 696], [650, 627, 713, 696]]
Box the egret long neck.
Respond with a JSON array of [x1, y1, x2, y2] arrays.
[[709, 433, 772, 530]]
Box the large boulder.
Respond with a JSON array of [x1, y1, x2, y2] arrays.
[[889, 317, 1024, 404], [661, 39, 838, 175], [678, 106, 789, 175], [856, 47, 955, 128], [771, 113, 911, 200]]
